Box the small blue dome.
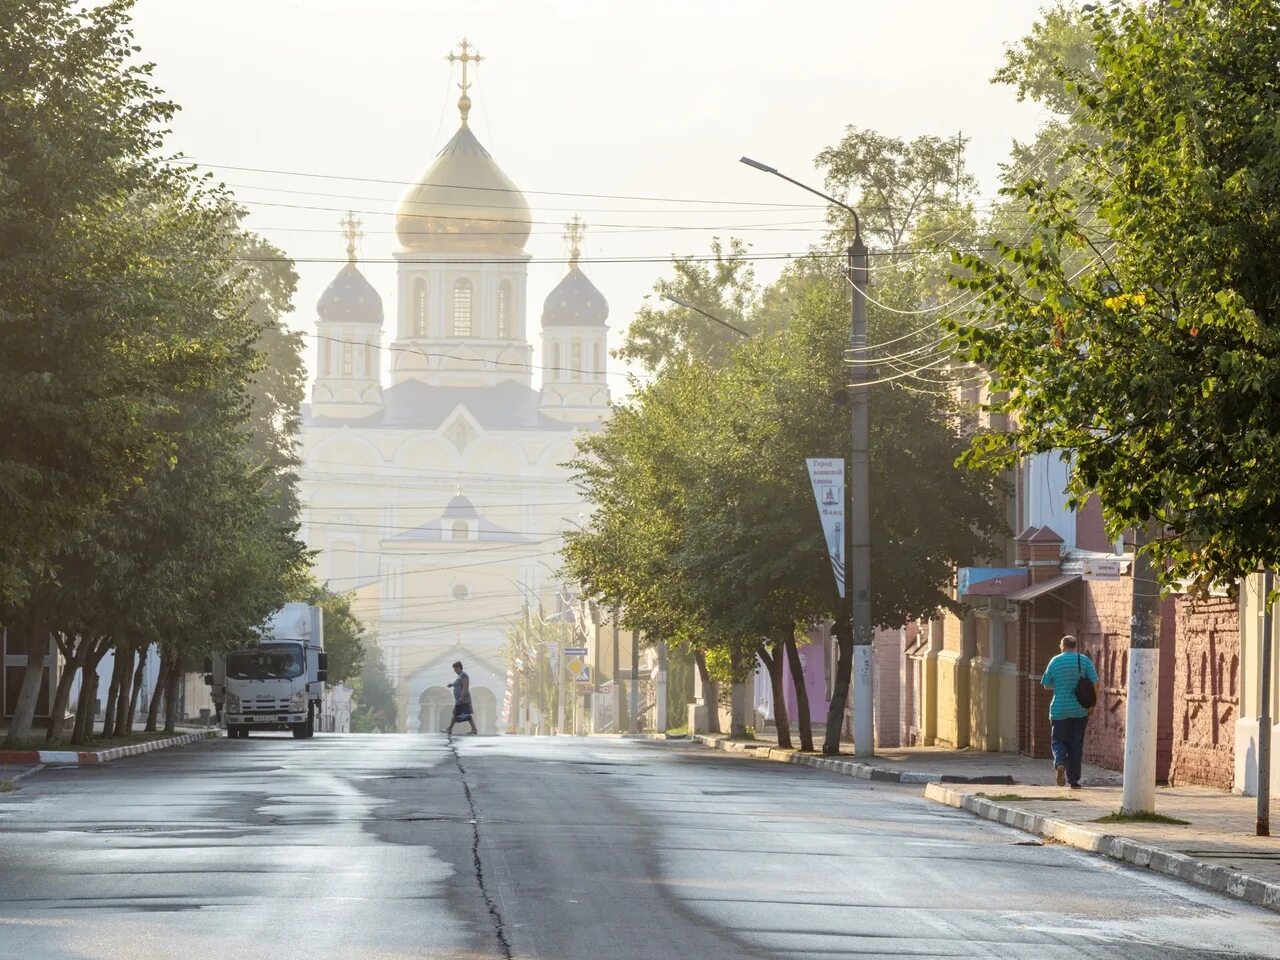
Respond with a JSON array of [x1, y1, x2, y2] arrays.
[[317, 262, 383, 325], [443, 493, 478, 519], [541, 266, 608, 328]]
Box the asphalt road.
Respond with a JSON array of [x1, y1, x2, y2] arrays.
[[1, 734, 1278, 960]]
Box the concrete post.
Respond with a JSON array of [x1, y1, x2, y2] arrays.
[[1122, 523, 1161, 814]]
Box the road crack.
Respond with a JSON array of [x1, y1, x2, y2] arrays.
[[447, 737, 513, 959]]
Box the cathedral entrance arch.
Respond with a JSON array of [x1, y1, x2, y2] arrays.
[[419, 686, 454, 734]]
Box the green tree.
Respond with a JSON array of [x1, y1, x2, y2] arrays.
[[352, 642, 397, 733], [0, 0, 185, 603], [299, 584, 367, 686], [950, 0, 1280, 589], [617, 238, 762, 374]]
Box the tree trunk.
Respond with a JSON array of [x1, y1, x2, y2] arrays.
[[101, 647, 129, 742], [101, 647, 126, 738], [3, 621, 49, 747], [111, 645, 138, 738], [163, 655, 181, 734], [46, 634, 84, 743], [784, 633, 814, 752], [146, 654, 170, 733], [123, 645, 147, 736], [694, 649, 720, 734], [758, 642, 791, 749], [823, 618, 854, 755], [71, 638, 111, 745]]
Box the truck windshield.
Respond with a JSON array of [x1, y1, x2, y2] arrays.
[[226, 645, 304, 680]]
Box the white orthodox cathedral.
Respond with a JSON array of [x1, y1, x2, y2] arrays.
[[298, 44, 609, 733]]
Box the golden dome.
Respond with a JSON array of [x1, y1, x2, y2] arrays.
[[395, 124, 532, 254]]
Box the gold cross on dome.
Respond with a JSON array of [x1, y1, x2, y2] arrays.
[[446, 39, 483, 126], [339, 211, 363, 263], [563, 215, 585, 268]]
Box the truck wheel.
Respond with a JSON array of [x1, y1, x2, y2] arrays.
[[305, 703, 316, 738], [227, 725, 242, 739], [291, 723, 307, 739]]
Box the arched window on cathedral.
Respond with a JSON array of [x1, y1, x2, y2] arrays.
[[496, 281, 511, 338], [452, 279, 473, 337], [593, 342, 603, 383], [571, 341, 582, 382], [552, 342, 562, 383], [451, 519, 469, 541], [413, 279, 428, 337], [341, 341, 354, 376]]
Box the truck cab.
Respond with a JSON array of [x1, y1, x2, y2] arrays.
[[208, 603, 328, 739]]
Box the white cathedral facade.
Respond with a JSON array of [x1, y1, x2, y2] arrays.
[[298, 59, 609, 733]]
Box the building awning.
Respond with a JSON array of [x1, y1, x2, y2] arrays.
[[1005, 573, 1081, 603]]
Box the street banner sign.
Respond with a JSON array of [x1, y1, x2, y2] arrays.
[[806, 458, 846, 598], [547, 641, 559, 662], [1083, 557, 1122, 580]]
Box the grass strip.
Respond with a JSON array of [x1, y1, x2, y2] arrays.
[[1092, 810, 1191, 825]]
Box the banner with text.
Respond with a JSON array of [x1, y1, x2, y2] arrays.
[[806, 458, 846, 599]]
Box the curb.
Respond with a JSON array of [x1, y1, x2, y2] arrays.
[[689, 734, 1015, 785], [0, 729, 219, 766], [925, 782, 1280, 913]]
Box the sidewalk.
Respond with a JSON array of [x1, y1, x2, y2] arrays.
[[928, 780, 1280, 909], [677, 732, 1280, 912], [0, 729, 219, 767]]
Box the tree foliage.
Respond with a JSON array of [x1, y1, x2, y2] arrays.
[[0, 1, 313, 744], [950, 0, 1280, 590]]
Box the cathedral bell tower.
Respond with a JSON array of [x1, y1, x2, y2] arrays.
[[390, 39, 533, 389], [539, 217, 610, 422], [310, 213, 384, 418]]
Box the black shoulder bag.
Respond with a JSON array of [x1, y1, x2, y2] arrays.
[[1075, 652, 1097, 709]]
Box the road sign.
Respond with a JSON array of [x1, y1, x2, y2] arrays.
[[573, 665, 592, 685], [563, 646, 589, 684]]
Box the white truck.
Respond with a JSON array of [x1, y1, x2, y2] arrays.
[[206, 603, 328, 739]]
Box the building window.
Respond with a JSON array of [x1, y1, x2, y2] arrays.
[[341, 341, 353, 376], [571, 341, 582, 382], [451, 519, 469, 541], [413, 279, 428, 337], [552, 342, 562, 382], [593, 342, 603, 382], [452, 279, 473, 337], [496, 281, 511, 338]]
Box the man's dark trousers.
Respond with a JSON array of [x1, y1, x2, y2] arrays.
[[1050, 715, 1088, 786]]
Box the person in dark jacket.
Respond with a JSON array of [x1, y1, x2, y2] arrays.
[[444, 661, 477, 736]]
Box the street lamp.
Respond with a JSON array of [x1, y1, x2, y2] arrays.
[[740, 155, 872, 758], [660, 292, 752, 339]]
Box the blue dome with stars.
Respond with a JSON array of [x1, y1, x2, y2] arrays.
[[317, 261, 383, 326], [541, 266, 608, 328]]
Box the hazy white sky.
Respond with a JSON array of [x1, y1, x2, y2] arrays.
[[130, 0, 1052, 387]]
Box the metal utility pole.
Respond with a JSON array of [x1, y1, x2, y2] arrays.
[[1259, 569, 1273, 837], [739, 155, 873, 757], [612, 607, 622, 734], [1122, 522, 1161, 814], [846, 234, 873, 757], [556, 615, 566, 736], [631, 629, 640, 733]]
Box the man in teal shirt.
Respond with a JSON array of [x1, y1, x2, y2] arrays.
[[1040, 635, 1098, 789]]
